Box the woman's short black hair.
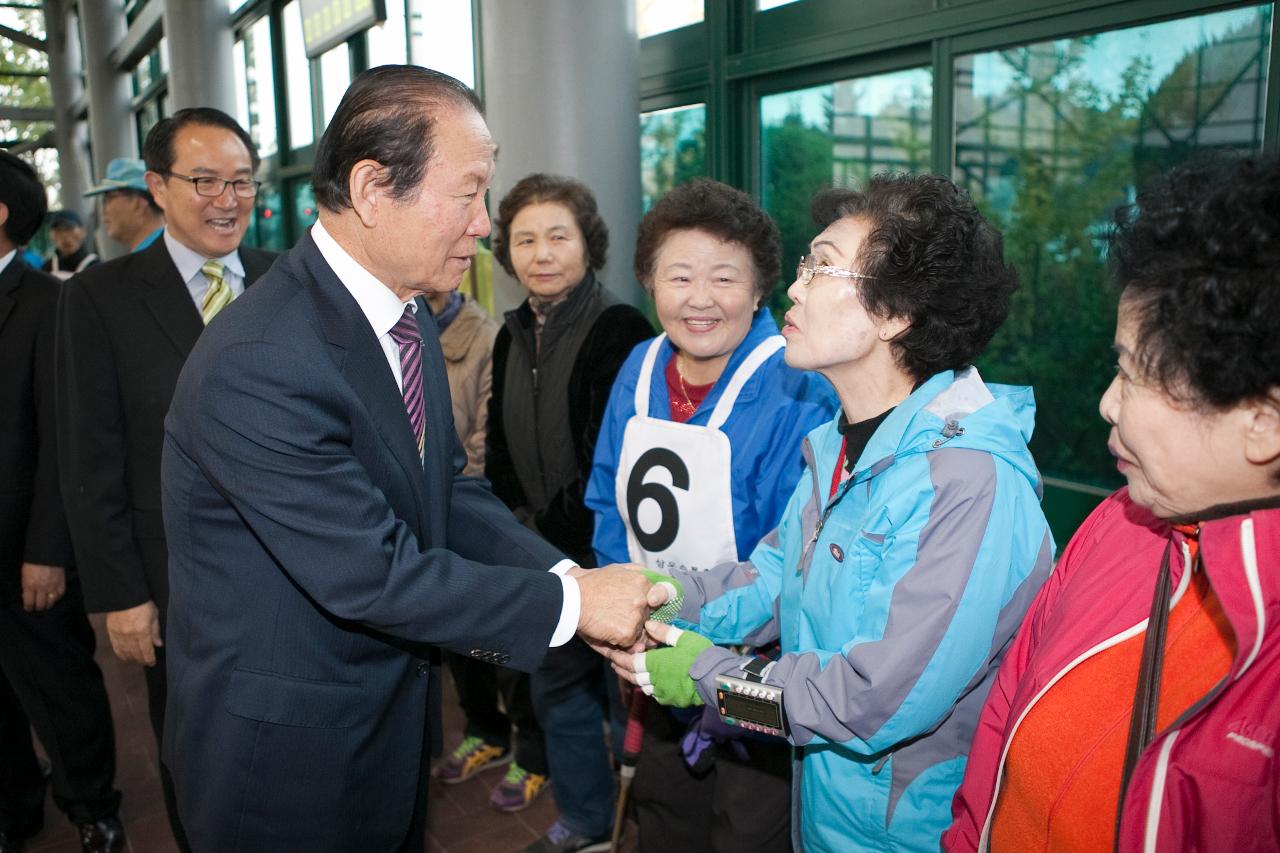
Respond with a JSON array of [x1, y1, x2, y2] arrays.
[[0, 150, 47, 247], [492, 173, 608, 277], [810, 173, 1019, 381], [634, 178, 780, 301], [313, 65, 483, 213], [144, 107, 260, 175], [1110, 154, 1280, 409]]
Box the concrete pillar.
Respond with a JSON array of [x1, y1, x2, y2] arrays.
[[44, 0, 89, 211], [479, 0, 642, 313], [163, 0, 236, 116], [78, 0, 134, 170]]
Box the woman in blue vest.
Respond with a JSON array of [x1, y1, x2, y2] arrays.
[[604, 174, 1055, 852], [586, 178, 836, 852]]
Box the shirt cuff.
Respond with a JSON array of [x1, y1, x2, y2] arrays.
[[549, 560, 580, 647]]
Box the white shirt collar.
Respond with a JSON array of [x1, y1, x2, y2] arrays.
[[311, 219, 415, 339], [0, 249, 15, 277], [163, 228, 245, 284]]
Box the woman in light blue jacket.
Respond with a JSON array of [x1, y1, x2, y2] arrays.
[[606, 173, 1055, 852]]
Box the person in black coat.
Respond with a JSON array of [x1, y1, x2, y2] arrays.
[[486, 173, 654, 852], [0, 152, 123, 853], [54, 109, 276, 851]]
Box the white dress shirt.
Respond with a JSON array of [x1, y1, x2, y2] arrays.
[[0, 249, 15, 276], [310, 221, 581, 647], [163, 229, 246, 313]]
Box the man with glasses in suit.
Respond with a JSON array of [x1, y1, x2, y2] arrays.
[[55, 108, 277, 851]]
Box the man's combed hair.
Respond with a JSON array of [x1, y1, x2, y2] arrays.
[[811, 173, 1019, 381], [143, 107, 260, 175], [312, 65, 483, 213], [634, 178, 780, 300], [0, 150, 47, 246], [492, 173, 609, 277], [1110, 154, 1280, 409]]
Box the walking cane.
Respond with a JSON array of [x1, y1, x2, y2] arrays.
[[610, 690, 649, 853]]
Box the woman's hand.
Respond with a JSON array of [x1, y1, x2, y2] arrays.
[[602, 620, 711, 707]]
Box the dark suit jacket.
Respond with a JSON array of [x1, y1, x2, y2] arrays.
[[0, 257, 74, 603], [160, 233, 566, 851], [55, 236, 276, 616]]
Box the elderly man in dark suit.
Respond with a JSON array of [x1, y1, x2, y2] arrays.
[[160, 66, 657, 852], [0, 153, 123, 853], [55, 108, 277, 850]]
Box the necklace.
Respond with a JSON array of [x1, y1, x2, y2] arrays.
[[670, 355, 699, 420]]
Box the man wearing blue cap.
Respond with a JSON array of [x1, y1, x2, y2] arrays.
[[42, 210, 97, 281], [83, 159, 164, 254]]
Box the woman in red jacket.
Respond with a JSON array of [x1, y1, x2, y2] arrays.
[[945, 154, 1280, 853]]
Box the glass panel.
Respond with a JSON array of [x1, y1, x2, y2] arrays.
[[955, 5, 1271, 491], [760, 67, 932, 307], [758, 0, 802, 9], [293, 181, 320, 232], [319, 43, 350, 130], [407, 0, 475, 88], [136, 99, 161, 145], [638, 0, 703, 38], [368, 0, 409, 66], [251, 183, 285, 251], [640, 103, 706, 211], [233, 39, 250, 133], [243, 15, 278, 158], [283, 0, 314, 149]]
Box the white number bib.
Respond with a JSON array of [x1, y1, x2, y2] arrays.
[[615, 334, 784, 573]]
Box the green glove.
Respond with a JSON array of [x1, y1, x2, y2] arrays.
[[638, 624, 711, 708], [641, 570, 685, 624]]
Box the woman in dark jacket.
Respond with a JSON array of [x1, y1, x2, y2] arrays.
[[486, 173, 652, 851]]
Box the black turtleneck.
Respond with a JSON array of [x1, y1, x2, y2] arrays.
[[837, 407, 895, 473]]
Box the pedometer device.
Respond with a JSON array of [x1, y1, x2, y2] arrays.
[[715, 657, 789, 737]]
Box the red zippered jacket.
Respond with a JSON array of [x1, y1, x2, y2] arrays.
[[944, 488, 1280, 853]]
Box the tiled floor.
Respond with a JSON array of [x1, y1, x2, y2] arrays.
[[25, 616, 636, 853]]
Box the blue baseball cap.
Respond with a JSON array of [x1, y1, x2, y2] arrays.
[[84, 158, 150, 197], [48, 209, 84, 228]]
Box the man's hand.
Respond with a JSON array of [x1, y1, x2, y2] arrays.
[[574, 563, 653, 647], [20, 563, 66, 612], [105, 600, 162, 666]]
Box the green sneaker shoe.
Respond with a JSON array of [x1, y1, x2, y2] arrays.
[[435, 735, 511, 784], [489, 763, 550, 812]]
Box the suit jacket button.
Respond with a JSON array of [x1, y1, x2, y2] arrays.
[[416, 661, 429, 677], [498, 655, 510, 665], [470, 649, 483, 658]]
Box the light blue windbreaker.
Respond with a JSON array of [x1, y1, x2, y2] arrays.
[[669, 367, 1055, 853]]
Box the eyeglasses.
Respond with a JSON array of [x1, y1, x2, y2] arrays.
[[165, 172, 261, 199], [795, 255, 875, 287]]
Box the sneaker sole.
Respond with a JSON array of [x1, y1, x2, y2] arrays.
[[576, 842, 611, 853], [435, 751, 513, 785]]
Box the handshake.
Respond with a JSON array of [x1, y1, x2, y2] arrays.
[[569, 564, 681, 649]]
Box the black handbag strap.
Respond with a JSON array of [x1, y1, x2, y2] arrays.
[[1114, 540, 1177, 849]]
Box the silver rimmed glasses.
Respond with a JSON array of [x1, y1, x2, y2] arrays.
[[795, 255, 875, 286]]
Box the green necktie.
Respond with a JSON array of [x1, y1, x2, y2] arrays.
[[201, 259, 232, 324]]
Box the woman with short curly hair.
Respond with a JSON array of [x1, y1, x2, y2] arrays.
[[606, 172, 1054, 852], [946, 155, 1280, 853], [437, 173, 652, 833], [587, 178, 835, 852]]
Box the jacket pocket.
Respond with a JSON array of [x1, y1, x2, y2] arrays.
[[224, 667, 366, 729]]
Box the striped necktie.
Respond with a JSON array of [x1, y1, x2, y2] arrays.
[[201, 259, 232, 324], [389, 306, 426, 461]]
